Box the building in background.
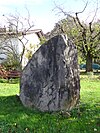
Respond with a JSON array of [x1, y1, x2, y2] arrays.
[[0, 27, 44, 69]]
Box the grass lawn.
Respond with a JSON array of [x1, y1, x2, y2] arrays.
[[0, 76, 100, 133]]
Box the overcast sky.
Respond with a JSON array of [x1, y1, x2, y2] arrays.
[[0, 0, 100, 33]]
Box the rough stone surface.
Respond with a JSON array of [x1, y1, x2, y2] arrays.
[[20, 34, 80, 112]]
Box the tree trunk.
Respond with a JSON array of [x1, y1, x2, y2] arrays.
[[86, 52, 93, 72]]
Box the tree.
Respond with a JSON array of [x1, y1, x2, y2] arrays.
[[25, 43, 33, 60], [0, 10, 34, 69], [54, 1, 100, 72], [0, 38, 20, 70]]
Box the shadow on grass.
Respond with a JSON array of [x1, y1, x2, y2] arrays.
[[0, 95, 45, 132], [0, 95, 99, 132], [0, 95, 43, 118], [80, 70, 100, 75], [0, 78, 20, 84]]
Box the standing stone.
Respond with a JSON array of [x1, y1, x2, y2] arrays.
[[20, 34, 80, 112]]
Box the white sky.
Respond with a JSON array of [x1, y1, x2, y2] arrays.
[[0, 0, 100, 33]]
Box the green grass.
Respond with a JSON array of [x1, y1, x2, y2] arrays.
[[0, 76, 100, 133]]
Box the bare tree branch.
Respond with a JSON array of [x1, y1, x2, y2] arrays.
[[1, 9, 35, 68], [76, 1, 88, 14], [88, 0, 99, 34], [91, 0, 99, 23], [93, 31, 100, 39]]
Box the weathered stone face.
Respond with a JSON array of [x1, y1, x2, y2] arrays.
[[20, 34, 80, 112]]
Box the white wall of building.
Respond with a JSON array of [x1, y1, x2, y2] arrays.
[[20, 33, 41, 68], [0, 32, 41, 68]]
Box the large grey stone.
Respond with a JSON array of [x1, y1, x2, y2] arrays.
[[20, 34, 80, 112]]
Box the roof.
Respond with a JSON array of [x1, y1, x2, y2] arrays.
[[0, 28, 43, 37]]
